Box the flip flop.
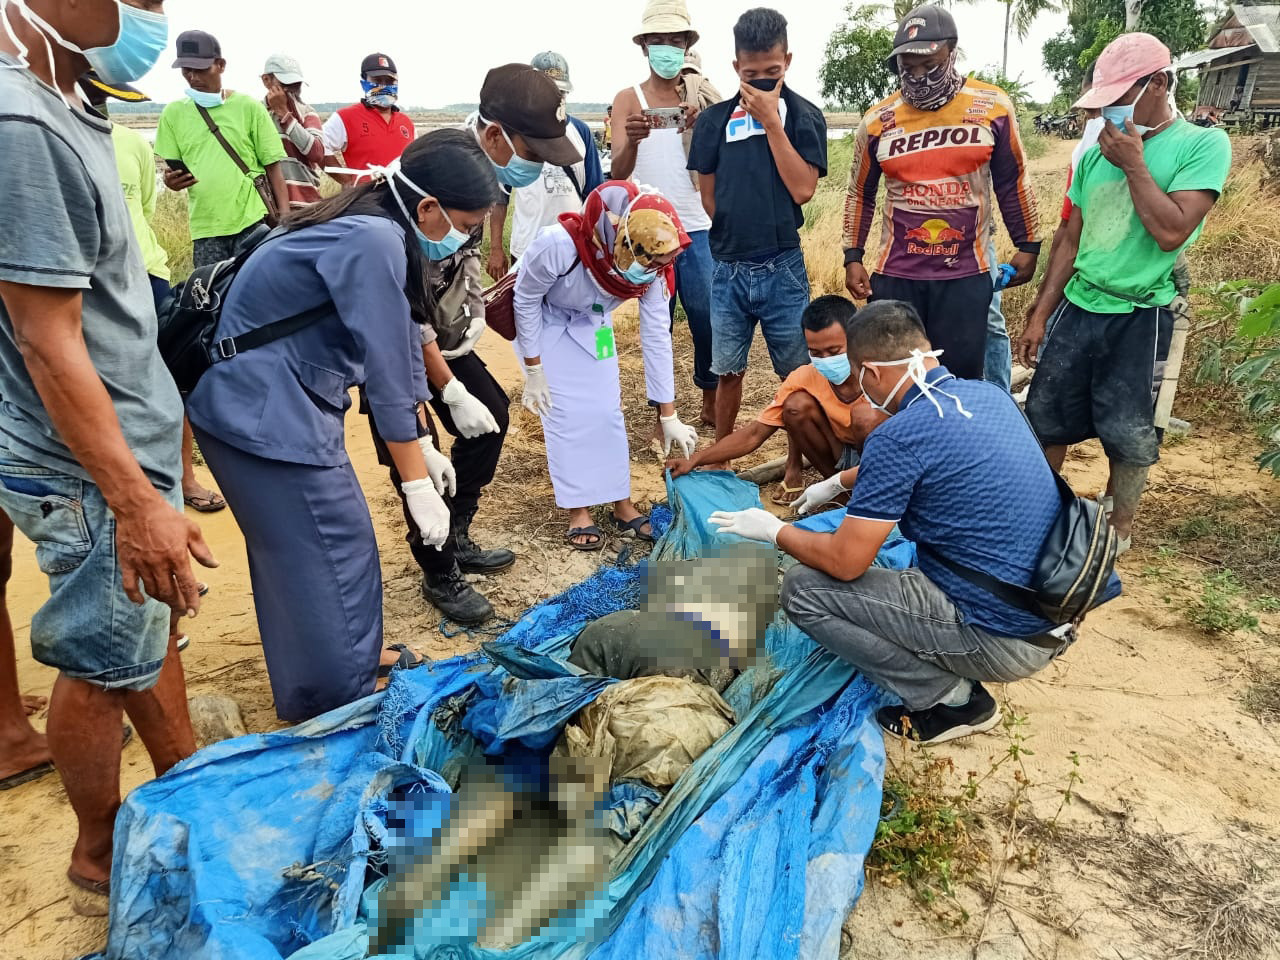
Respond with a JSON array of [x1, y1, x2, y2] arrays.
[[67, 868, 110, 917], [1, 724, 132, 791], [377, 643, 423, 681], [771, 482, 805, 506], [184, 491, 226, 513], [611, 514, 654, 542], [565, 525, 604, 551]]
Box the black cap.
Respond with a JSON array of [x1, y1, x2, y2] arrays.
[[887, 5, 957, 73], [172, 30, 222, 70], [79, 70, 150, 105], [479, 64, 582, 167], [360, 52, 397, 77]]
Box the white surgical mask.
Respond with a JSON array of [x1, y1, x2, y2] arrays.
[[858, 348, 972, 419]]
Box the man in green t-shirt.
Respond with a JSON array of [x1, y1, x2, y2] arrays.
[[1019, 32, 1230, 553], [155, 30, 287, 267]]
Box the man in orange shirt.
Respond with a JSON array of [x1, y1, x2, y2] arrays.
[[667, 295, 883, 506]]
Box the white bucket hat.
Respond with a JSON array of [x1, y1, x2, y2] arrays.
[[633, 0, 700, 47]]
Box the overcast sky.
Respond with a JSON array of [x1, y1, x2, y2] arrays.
[[133, 0, 1070, 107]]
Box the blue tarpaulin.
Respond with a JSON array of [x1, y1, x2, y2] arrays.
[[99, 473, 903, 960]]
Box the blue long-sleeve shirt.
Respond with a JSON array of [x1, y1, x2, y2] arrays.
[[186, 215, 429, 466]]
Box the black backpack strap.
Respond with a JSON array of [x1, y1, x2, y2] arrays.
[[210, 302, 332, 361], [561, 165, 586, 202], [916, 541, 1040, 615]]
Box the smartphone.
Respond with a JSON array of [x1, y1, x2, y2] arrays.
[[164, 159, 191, 176], [643, 107, 687, 132]]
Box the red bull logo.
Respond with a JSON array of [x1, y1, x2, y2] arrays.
[[904, 218, 965, 255]]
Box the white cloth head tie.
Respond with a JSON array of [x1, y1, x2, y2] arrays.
[[862, 348, 973, 419]]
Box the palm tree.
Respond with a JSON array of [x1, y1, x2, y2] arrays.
[[999, 0, 1063, 76]]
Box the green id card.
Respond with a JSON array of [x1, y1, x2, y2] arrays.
[[595, 325, 616, 361]]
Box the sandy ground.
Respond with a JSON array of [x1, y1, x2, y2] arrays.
[[4, 137, 1280, 957]]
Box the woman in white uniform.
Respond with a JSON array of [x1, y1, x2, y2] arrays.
[[514, 180, 699, 549]]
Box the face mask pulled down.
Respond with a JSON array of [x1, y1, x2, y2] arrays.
[[858, 348, 972, 419], [899, 49, 963, 111]]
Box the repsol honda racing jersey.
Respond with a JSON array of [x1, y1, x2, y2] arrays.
[[842, 78, 1040, 280]]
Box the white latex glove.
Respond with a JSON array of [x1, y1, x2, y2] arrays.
[[402, 477, 449, 548], [522, 363, 554, 417], [417, 434, 457, 497], [794, 472, 852, 517], [708, 508, 785, 545], [659, 413, 698, 458], [441, 376, 499, 438], [440, 315, 486, 360]]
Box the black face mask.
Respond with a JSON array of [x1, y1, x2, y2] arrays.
[[747, 77, 780, 92]]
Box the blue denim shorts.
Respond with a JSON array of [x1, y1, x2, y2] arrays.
[[709, 247, 811, 378], [0, 443, 175, 689]]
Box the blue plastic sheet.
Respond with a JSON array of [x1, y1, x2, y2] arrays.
[[99, 473, 901, 960]]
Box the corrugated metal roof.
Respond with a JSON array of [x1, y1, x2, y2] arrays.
[[1233, 2, 1280, 53], [1174, 44, 1256, 70]]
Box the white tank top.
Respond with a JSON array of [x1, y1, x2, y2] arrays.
[[631, 84, 712, 233]]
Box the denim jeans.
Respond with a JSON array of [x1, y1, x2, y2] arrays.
[[0, 440, 176, 689], [781, 564, 1067, 711], [709, 247, 811, 379], [984, 237, 1013, 391], [671, 230, 717, 391]]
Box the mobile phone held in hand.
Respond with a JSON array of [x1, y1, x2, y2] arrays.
[[643, 107, 687, 132], [165, 159, 191, 176]]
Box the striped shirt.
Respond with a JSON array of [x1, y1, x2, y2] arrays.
[[266, 96, 324, 209], [842, 79, 1040, 281]]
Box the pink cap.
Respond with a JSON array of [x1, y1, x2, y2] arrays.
[[1073, 32, 1171, 109]]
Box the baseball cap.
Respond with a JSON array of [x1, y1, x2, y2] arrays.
[[682, 48, 703, 75], [479, 64, 582, 166], [531, 51, 573, 94], [360, 52, 397, 77], [79, 70, 149, 103], [1073, 32, 1171, 109], [887, 5, 957, 73], [263, 53, 305, 85], [172, 30, 222, 70]]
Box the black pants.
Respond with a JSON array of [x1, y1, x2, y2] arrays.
[[869, 272, 994, 380], [365, 351, 510, 576]]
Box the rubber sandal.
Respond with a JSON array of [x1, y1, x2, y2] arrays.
[[770, 482, 805, 506], [198, 582, 209, 597], [176, 634, 190, 653], [184, 491, 226, 513], [377, 643, 423, 681], [565, 525, 604, 551], [68, 868, 111, 917], [611, 514, 654, 542], [0, 759, 55, 791]]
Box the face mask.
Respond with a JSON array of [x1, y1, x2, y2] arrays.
[[810, 352, 851, 384], [621, 260, 658, 284], [857, 348, 972, 419], [185, 86, 223, 109], [385, 165, 469, 261], [899, 50, 963, 111], [477, 113, 544, 188], [647, 44, 685, 80], [747, 77, 780, 92], [361, 78, 398, 108], [1102, 75, 1173, 136]]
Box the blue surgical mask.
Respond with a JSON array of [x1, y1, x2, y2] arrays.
[[387, 169, 469, 261], [477, 113, 544, 188], [83, 1, 167, 84], [1102, 76, 1152, 134], [361, 78, 398, 108], [810, 352, 851, 384], [647, 44, 685, 80], [621, 260, 658, 285], [185, 86, 224, 109]]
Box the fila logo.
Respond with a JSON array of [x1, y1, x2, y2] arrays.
[[726, 99, 788, 143], [885, 124, 991, 158]]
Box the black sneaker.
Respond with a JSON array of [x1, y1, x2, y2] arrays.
[[876, 683, 1001, 745], [451, 512, 515, 574], [422, 564, 493, 625]]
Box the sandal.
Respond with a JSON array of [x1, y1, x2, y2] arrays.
[[611, 514, 654, 542], [184, 491, 226, 513], [771, 481, 805, 506], [377, 643, 424, 681], [565, 525, 604, 551]]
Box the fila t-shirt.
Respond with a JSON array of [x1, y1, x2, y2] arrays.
[[687, 84, 827, 262]]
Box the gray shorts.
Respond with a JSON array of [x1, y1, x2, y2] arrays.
[[0, 442, 176, 690]]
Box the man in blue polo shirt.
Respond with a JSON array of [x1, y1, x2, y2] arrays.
[[710, 301, 1117, 744]]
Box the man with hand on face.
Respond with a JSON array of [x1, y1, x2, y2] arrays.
[[155, 30, 288, 267], [667, 295, 884, 507], [709, 302, 1116, 746], [321, 52, 416, 187], [261, 53, 324, 209], [843, 5, 1040, 381], [610, 0, 722, 427], [0, 0, 210, 909], [1019, 33, 1230, 554], [687, 7, 827, 451]]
